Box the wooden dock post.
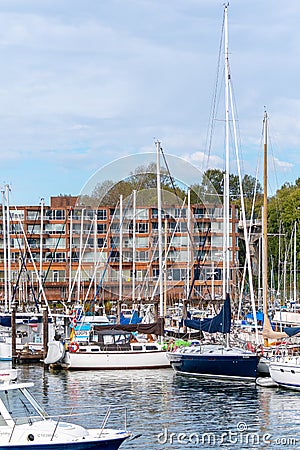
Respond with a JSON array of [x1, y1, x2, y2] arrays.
[[11, 305, 17, 363]]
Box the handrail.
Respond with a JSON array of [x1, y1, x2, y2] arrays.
[[98, 407, 111, 438]]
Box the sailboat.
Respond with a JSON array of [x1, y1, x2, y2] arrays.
[[256, 113, 300, 380], [266, 175, 300, 389], [168, 293, 258, 380], [167, 4, 258, 381], [44, 142, 170, 370]]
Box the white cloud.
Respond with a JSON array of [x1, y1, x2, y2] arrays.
[[0, 0, 299, 203], [182, 151, 224, 171], [272, 158, 293, 172]]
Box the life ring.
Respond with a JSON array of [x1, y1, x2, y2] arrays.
[[69, 342, 79, 353]]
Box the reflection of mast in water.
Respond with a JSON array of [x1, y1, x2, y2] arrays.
[[257, 386, 300, 445], [257, 386, 273, 434]]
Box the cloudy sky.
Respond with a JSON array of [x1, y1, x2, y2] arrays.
[[1, 0, 300, 205]]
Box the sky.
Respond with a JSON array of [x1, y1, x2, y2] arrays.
[[1, 0, 300, 205]]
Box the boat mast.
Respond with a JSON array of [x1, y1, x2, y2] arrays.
[[156, 141, 164, 318], [39, 197, 44, 306], [1, 189, 7, 311], [132, 190, 136, 306], [94, 210, 97, 298], [294, 221, 297, 304], [69, 207, 73, 298], [77, 208, 85, 304], [6, 184, 11, 310], [186, 189, 191, 299], [224, 4, 230, 295], [118, 194, 123, 320], [262, 111, 268, 345]]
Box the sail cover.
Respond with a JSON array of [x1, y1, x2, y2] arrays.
[[262, 315, 288, 340], [284, 326, 300, 337], [95, 317, 165, 336], [0, 316, 11, 327], [120, 311, 142, 325], [184, 293, 231, 333], [262, 315, 300, 339]]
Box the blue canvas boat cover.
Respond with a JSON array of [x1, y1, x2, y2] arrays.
[[0, 316, 11, 327], [120, 311, 142, 325], [283, 326, 300, 337], [184, 293, 231, 333]]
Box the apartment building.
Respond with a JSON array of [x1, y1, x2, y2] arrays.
[[0, 195, 240, 312]]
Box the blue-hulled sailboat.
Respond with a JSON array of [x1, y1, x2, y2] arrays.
[[167, 294, 258, 380], [167, 4, 258, 381]]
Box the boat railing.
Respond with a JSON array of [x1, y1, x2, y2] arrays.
[[98, 407, 111, 437], [8, 406, 129, 432]]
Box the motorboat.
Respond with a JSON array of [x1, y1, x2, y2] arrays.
[[0, 369, 131, 449]]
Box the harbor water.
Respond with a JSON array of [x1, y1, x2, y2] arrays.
[[2, 362, 300, 449]]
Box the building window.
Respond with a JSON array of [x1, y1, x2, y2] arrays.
[[137, 223, 148, 234], [97, 223, 107, 233], [53, 271, 59, 282], [97, 209, 107, 221], [98, 238, 107, 248]]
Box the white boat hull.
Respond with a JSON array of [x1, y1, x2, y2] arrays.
[[256, 377, 278, 388], [269, 358, 300, 390], [0, 341, 12, 361], [64, 349, 170, 370], [46, 332, 171, 370]]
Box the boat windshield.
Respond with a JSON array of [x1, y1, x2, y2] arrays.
[[0, 387, 47, 426]]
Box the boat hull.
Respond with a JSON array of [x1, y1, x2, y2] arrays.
[[0, 334, 13, 360], [256, 377, 278, 388], [64, 350, 170, 370], [0, 437, 128, 450], [269, 360, 300, 390], [257, 356, 270, 376], [168, 347, 258, 380]]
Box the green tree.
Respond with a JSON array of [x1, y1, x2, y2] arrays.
[[194, 169, 263, 217], [90, 162, 186, 206], [267, 181, 300, 296]]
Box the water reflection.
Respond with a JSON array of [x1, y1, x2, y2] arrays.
[[1, 362, 300, 449]]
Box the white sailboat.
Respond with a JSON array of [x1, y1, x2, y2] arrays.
[[256, 113, 300, 380], [44, 142, 170, 370], [167, 4, 258, 381], [269, 356, 300, 390]]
